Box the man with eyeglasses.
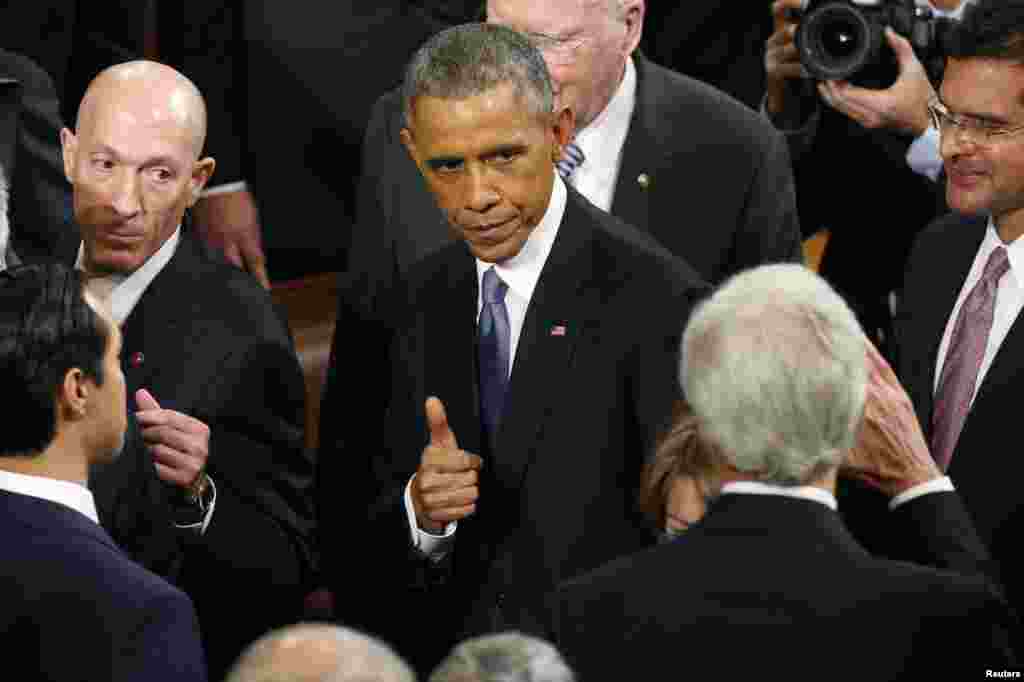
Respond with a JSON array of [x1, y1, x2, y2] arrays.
[[895, 0, 1024, 611], [765, 0, 969, 357]]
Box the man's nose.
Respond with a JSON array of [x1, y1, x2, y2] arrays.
[[109, 169, 143, 217], [465, 167, 500, 213]]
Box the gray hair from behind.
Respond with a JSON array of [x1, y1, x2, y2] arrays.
[[429, 631, 575, 682], [680, 264, 868, 485], [401, 22, 554, 129], [224, 623, 416, 682]]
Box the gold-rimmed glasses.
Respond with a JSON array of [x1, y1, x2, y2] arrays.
[[928, 97, 1024, 145]]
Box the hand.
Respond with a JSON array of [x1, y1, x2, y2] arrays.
[[817, 28, 935, 136], [191, 189, 270, 289], [841, 340, 940, 497], [765, 0, 807, 116], [135, 388, 211, 490], [411, 397, 483, 533]]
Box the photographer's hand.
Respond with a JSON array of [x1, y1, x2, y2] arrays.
[[765, 0, 808, 117], [818, 28, 935, 136]]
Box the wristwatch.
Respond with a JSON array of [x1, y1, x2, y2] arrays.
[[186, 471, 212, 511]]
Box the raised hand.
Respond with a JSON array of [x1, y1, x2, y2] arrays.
[[410, 396, 483, 532], [135, 388, 211, 490]]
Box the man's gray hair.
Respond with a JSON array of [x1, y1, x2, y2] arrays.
[[680, 264, 868, 485], [429, 632, 575, 682], [224, 623, 416, 682], [401, 22, 554, 127]]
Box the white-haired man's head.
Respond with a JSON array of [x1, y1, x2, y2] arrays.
[[430, 631, 575, 682], [224, 623, 416, 682], [680, 264, 868, 486]]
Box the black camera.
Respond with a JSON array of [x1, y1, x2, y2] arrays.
[[793, 0, 956, 89]]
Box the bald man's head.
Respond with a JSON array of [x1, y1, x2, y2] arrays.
[[61, 60, 216, 275], [225, 624, 416, 682], [76, 60, 208, 159]]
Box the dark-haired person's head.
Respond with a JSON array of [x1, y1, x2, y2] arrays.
[[938, 0, 1024, 240], [399, 22, 573, 264], [0, 263, 125, 474]]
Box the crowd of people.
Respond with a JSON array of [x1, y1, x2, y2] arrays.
[[2, 0, 1022, 679]]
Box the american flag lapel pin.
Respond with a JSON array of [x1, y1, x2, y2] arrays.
[[550, 324, 567, 337]]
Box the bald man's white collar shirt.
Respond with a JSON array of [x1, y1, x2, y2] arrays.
[[75, 227, 181, 325], [570, 56, 637, 212]]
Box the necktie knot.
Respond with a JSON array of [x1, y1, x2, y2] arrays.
[[482, 267, 508, 304], [982, 246, 1010, 287], [556, 141, 585, 182]]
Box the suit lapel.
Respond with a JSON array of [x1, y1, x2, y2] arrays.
[[611, 56, 666, 233], [422, 245, 483, 458], [906, 216, 986, 435], [119, 235, 201, 405], [492, 192, 594, 495]]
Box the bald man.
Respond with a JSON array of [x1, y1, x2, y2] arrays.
[[53, 61, 315, 678], [225, 624, 416, 682]]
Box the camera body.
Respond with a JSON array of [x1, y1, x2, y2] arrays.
[[794, 0, 955, 89]]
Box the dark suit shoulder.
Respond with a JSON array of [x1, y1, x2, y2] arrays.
[[175, 232, 292, 338], [571, 187, 709, 301], [635, 56, 781, 158]]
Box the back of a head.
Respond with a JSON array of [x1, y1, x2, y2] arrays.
[[430, 632, 575, 682], [0, 263, 107, 457], [224, 624, 415, 682], [680, 264, 868, 485], [401, 22, 554, 126], [947, 0, 1024, 62]]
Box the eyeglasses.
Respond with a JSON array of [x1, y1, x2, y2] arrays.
[[928, 98, 1024, 145]]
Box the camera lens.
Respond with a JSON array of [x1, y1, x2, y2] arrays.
[[796, 1, 877, 81], [821, 19, 862, 59]]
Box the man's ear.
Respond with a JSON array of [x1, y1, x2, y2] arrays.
[[621, 0, 645, 56], [400, 127, 422, 170], [59, 128, 77, 185], [59, 367, 89, 422], [187, 157, 217, 207], [551, 105, 576, 159]]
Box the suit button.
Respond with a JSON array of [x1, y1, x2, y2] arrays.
[[496, 591, 506, 607]]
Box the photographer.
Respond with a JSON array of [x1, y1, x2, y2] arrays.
[[764, 0, 967, 354]]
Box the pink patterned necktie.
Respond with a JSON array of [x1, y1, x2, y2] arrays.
[[931, 246, 1010, 470]]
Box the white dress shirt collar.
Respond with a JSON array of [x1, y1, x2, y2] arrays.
[[75, 227, 182, 325], [475, 175, 567, 374], [720, 480, 838, 511], [934, 217, 1024, 401], [0, 469, 100, 524], [570, 56, 637, 212]]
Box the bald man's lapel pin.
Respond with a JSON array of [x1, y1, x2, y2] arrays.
[[637, 173, 651, 190]]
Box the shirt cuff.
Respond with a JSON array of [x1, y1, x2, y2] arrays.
[[905, 126, 943, 181], [174, 476, 218, 535], [889, 475, 954, 510], [201, 181, 248, 198], [404, 475, 456, 560]]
